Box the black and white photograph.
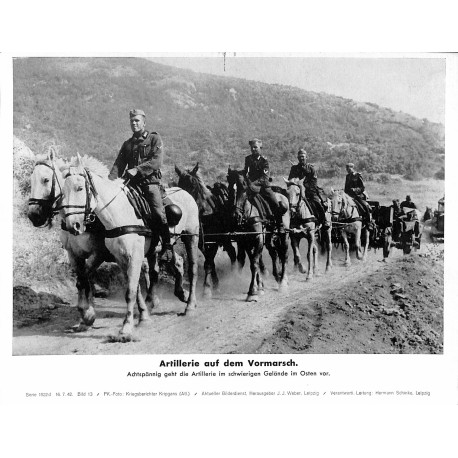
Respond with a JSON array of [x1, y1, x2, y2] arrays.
[[1, 3, 458, 456], [10, 53, 448, 356]]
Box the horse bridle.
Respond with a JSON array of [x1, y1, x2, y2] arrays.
[[287, 182, 304, 217], [331, 193, 357, 221], [28, 161, 64, 225], [59, 168, 97, 226]]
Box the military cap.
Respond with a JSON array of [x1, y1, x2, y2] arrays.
[[346, 162, 355, 168], [297, 148, 307, 156], [249, 138, 262, 147], [129, 109, 146, 118]]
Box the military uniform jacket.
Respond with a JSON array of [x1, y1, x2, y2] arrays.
[[400, 201, 417, 209], [288, 163, 320, 193], [243, 154, 270, 183], [344, 172, 365, 197], [108, 130, 163, 183]]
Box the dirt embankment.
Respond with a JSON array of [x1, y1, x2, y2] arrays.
[[12, 242, 443, 355]]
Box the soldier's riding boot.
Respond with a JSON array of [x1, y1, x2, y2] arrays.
[[158, 222, 173, 263]]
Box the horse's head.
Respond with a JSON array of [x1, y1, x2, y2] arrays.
[[61, 154, 97, 235], [328, 188, 344, 221], [283, 177, 304, 206], [329, 189, 356, 221], [28, 147, 66, 227], [176, 163, 214, 215], [226, 167, 249, 224]]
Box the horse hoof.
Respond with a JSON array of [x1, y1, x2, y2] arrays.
[[175, 290, 189, 303], [69, 323, 90, 333], [178, 306, 197, 317], [137, 316, 152, 326], [108, 333, 134, 343], [246, 295, 259, 302], [202, 288, 212, 299], [147, 295, 161, 310]]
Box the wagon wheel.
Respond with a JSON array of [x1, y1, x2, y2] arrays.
[[402, 234, 413, 254]]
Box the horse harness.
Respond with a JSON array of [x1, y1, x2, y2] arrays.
[[28, 161, 63, 226], [288, 183, 316, 226], [331, 194, 362, 225]]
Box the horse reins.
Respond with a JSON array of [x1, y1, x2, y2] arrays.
[[59, 168, 97, 226]]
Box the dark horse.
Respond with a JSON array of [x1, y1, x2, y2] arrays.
[[175, 163, 237, 298], [227, 167, 290, 301]]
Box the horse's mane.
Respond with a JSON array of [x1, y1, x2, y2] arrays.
[[67, 155, 109, 178], [329, 189, 356, 206], [187, 169, 214, 202], [35, 153, 67, 168]]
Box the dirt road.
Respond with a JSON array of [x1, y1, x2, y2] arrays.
[[13, 234, 444, 355]]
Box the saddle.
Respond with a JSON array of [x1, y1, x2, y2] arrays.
[[124, 183, 181, 228], [243, 192, 274, 221]]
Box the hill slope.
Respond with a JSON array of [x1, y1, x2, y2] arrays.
[[13, 57, 444, 182]]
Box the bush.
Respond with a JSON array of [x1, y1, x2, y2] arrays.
[[377, 173, 391, 184]]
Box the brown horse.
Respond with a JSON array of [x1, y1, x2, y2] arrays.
[[175, 163, 237, 298], [227, 168, 290, 300]]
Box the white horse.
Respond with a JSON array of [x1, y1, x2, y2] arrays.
[[328, 189, 369, 266], [61, 154, 200, 341], [284, 177, 332, 279], [28, 149, 111, 331]]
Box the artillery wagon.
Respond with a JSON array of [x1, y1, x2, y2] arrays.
[[368, 201, 422, 258], [430, 197, 444, 242]]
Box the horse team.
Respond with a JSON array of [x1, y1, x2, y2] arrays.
[[28, 150, 372, 341]]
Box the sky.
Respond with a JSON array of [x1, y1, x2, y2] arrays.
[[148, 54, 446, 124]]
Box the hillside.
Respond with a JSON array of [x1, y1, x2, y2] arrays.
[[13, 57, 444, 183]]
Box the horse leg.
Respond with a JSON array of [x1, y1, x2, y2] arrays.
[[118, 244, 144, 341], [181, 233, 199, 314], [291, 234, 305, 273], [69, 253, 94, 332], [362, 228, 369, 261], [306, 231, 314, 281], [170, 251, 188, 303], [342, 231, 351, 266], [209, 244, 220, 293], [145, 252, 160, 310], [224, 241, 237, 269], [324, 227, 333, 272], [265, 234, 280, 282], [246, 236, 263, 302], [277, 231, 289, 291], [237, 242, 246, 272], [203, 244, 218, 299], [355, 226, 363, 260], [136, 283, 151, 324]]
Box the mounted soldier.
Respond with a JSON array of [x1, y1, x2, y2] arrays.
[[108, 109, 172, 254], [344, 162, 372, 225], [288, 148, 328, 227], [243, 138, 285, 230]]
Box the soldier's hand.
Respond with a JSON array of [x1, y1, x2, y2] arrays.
[[126, 168, 138, 178]]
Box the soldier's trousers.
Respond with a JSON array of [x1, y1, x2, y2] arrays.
[[140, 183, 167, 226], [260, 186, 280, 214], [306, 193, 326, 224], [352, 195, 372, 222]]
